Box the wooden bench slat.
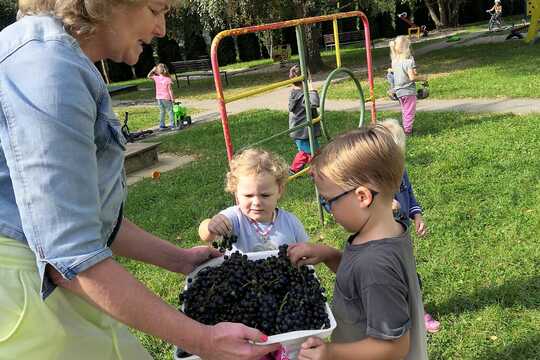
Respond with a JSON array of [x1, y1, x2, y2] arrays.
[[169, 58, 228, 87]]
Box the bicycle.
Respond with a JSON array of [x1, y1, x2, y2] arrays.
[[487, 10, 504, 31]]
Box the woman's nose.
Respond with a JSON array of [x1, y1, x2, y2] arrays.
[[153, 14, 166, 38]]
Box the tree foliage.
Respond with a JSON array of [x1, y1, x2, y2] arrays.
[[0, 0, 17, 31]]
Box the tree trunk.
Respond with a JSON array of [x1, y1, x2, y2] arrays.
[[437, 0, 449, 26], [293, 2, 324, 74], [424, 0, 443, 28], [304, 24, 324, 74]]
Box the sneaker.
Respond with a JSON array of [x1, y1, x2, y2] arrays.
[[424, 313, 440, 333], [159, 126, 170, 131]]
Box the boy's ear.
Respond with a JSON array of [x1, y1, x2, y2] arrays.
[[354, 186, 376, 208]]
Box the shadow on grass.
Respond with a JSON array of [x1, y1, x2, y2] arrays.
[[433, 275, 540, 317], [477, 333, 540, 360], [413, 112, 508, 137]]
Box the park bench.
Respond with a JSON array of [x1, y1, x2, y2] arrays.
[[323, 30, 366, 50], [170, 58, 229, 87]]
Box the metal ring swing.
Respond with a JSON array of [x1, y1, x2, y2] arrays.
[[318, 67, 365, 142]]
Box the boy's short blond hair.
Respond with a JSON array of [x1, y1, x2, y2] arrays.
[[311, 125, 404, 195], [379, 118, 406, 153], [225, 148, 288, 193]]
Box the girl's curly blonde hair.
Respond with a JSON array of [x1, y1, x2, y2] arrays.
[[225, 148, 288, 193]]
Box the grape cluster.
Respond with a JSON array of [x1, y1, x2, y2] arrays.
[[212, 234, 238, 253], [179, 244, 330, 336]]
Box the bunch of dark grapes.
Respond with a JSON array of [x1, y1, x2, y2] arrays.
[[212, 234, 238, 253], [178, 244, 330, 339]]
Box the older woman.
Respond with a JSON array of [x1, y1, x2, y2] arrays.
[[0, 1, 279, 359]]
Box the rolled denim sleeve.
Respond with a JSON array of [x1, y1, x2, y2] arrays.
[[0, 40, 111, 298]]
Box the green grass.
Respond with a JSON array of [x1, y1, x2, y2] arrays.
[[122, 109, 540, 360], [327, 40, 540, 100], [113, 106, 202, 131]]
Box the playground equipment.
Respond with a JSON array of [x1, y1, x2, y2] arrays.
[[398, 12, 428, 39], [526, 0, 540, 43], [209, 11, 376, 223]]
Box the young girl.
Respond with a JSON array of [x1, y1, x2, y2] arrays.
[[382, 118, 441, 334], [199, 148, 309, 252], [288, 65, 321, 175], [389, 36, 427, 135], [147, 63, 175, 130], [288, 125, 427, 360]]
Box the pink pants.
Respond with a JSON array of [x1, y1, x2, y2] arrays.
[[399, 95, 417, 134]]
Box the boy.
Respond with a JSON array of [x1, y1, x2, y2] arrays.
[[288, 125, 427, 360]]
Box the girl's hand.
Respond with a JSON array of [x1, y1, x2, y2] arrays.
[[413, 213, 427, 237], [298, 337, 329, 360], [175, 246, 222, 274], [208, 214, 233, 237], [288, 243, 327, 267]]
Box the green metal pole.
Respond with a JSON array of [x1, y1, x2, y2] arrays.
[[295, 25, 324, 225]]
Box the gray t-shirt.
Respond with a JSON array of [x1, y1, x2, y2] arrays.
[[331, 226, 428, 360], [220, 206, 309, 252], [392, 57, 417, 98]]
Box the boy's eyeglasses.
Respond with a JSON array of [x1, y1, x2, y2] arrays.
[[319, 188, 378, 213]]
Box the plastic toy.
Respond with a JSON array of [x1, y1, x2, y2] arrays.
[[173, 101, 192, 129]]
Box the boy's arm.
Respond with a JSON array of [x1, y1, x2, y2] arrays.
[[288, 243, 342, 273], [403, 171, 422, 218], [300, 333, 410, 360]]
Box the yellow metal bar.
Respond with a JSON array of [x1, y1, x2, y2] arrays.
[[333, 19, 342, 68], [225, 76, 303, 103], [287, 166, 310, 181]]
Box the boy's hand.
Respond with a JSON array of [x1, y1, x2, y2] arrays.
[[298, 337, 328, 360], [288, 243, 327, 267], [208, 214, 232, 237], [413, 213, 427, 237]]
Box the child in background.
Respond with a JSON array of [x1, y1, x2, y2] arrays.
[[389, 35, 427, 135], [199, 148, 309, 252], [288, 65, 321, 175], [382, 118, 441, 334], [147, 63, 175, 130], [288, 125, 428, 360]]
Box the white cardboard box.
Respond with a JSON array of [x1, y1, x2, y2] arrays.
[[174, 250, 336, 360]]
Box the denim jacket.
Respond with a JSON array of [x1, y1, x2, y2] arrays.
[[394, 169, 422, 226], [0, 16, 127, 299]]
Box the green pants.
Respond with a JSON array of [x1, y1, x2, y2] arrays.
[[0, 236, 152, 360]]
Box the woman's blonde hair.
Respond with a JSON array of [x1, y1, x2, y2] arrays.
[[17, 0, 171, 37], [311, 125, 404, 195], [390, 35, 412, 64], [225, 148, 289, 193], [379, 118, 406, 153]]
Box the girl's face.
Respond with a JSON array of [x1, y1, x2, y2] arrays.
[[98, 0, 169, 65], [236, 173, 283, 223]]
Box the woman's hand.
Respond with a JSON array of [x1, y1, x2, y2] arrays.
[[198, 322, 281, 360], [298, 337, 329, 360], [208, 214, 233, 237]]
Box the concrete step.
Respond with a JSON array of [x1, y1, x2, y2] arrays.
[[125, 142, 160, 175]]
